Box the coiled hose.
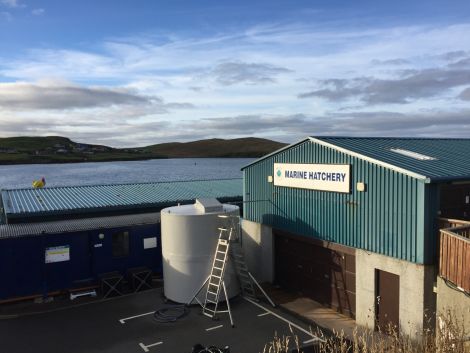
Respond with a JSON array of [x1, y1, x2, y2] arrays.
[[192, 344, 230, 353], [153, 304, 190, 323]]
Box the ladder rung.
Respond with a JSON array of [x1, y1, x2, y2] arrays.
[[203, 312, 214, 318], [211, 275, 221, 279], [207, 290, 218, 295], [206, 299, 217, 304], [217, 250, 227, 254], [218, 227, 228, 231], [213, 266, 223, 271], [214, 259, 224, 262]]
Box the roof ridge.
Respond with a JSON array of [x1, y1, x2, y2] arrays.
[[311, 136, 470, 141]]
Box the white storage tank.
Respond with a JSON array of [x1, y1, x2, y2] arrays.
[[161, 198, 240, 303]]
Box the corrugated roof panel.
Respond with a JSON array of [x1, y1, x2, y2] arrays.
[[314, 137, 470, 181], [242, 137, 470, 181], [0, 212, 161, 239], [1, 178, 242, 220]]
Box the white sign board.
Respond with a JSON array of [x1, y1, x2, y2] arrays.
[[143, 237, 157, 249], [45, 245, 70, 263], [274, 163, 351, 193]]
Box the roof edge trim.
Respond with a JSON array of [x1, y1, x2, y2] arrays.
[[308, 137, 428, 180], [241, 138, 310, 170]]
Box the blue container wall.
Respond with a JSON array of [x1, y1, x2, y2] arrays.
[[0, 223, 162, 300], [244, 140, 433, 264]]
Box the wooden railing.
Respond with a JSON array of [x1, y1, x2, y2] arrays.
[[439, 218, 470, 293]]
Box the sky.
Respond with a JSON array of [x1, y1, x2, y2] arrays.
[[0, 0, 470, 147]]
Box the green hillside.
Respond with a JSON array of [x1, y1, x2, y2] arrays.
[[144, 138, 286, 158], [0, 136, 286, 164]]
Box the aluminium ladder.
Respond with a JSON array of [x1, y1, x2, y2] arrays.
[[188, 214, 275, 328]]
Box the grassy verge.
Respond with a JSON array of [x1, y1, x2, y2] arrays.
[[263, 310, 469, 353]]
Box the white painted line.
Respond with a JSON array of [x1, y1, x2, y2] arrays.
[[139, 341, 163, 352], [303, 338, 319, 344], [119, 311, 155, 324], [139, 343, 149, 352], [243, 297, 325, 343], [257, 311, 271, 317], [206, 324, 224, 331]]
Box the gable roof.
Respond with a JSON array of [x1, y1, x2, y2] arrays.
[[242, 137, 470, 182]]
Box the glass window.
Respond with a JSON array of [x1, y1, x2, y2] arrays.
[[112, 231, 129, 258]]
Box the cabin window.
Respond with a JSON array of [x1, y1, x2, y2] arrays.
[[112, 231, 129, 257]]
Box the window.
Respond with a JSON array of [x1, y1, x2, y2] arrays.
[[112, 231, 129, 257]]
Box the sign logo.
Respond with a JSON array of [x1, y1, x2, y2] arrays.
[[273, 163, 351, 193]]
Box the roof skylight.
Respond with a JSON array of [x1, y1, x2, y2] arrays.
[[390, 148, 436, 161]]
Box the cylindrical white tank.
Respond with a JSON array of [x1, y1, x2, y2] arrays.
[[161, 200, 240, 303]]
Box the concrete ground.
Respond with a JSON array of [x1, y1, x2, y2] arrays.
[[263, 284, 356, 338], [0, 289, 321, 353]]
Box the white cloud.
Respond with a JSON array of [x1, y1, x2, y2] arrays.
[[1, 22, 470, 145], [31, 8, 44, 16], [0, 10, 11, 21], [0, 0, 21, 8]]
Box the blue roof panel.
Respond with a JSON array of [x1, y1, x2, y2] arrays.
[[242, 137, 470, 182], [313, 137, 470, 181], [1, 178, 242, 220]]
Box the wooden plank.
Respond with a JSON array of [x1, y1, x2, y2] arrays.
[[465, 242, 470, 292], [439, 227, 470, 292]]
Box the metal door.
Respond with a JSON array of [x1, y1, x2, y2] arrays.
[[375, 269, 400, 332]]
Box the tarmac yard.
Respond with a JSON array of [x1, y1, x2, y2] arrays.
[[0, 289, 320, 353]]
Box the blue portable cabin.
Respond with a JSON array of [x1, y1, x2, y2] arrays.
[[0, 178, 243, 301], [0, 213, 162, 301]]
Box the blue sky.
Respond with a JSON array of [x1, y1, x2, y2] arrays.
[[0, 0, 470, 146]]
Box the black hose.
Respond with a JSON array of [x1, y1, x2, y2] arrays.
[[153, 304, 189, 323], [192, 344, 230, 353]]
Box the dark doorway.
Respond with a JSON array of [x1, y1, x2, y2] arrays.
[[274, 230, 356, 318], [440, 183, 470, 220], [375, 269, 400, 332]]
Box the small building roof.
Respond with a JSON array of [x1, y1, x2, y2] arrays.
[[242, 137, 470, 182], [0, 212, 160, 239], [1, 178, 242, 222]]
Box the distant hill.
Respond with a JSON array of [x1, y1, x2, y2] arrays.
[[0, 136, 286, 164], [144, 138, 287, 158]]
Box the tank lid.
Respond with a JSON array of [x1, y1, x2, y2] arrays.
[[195, 198, 223, 213]]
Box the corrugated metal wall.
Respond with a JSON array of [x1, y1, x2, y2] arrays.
[[244, 140, 433, 264]]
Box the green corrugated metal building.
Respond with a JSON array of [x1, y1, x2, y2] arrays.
[[240, 137, 470, 336], [1, 178, 243, 223]]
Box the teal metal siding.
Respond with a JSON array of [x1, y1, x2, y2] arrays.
[[244, 140, 433, 264]]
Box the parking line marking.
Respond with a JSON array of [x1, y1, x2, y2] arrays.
[[303, 338, 318, 344], [206, 324, 223, 331], [257, 312, 270, 317], [243, 297, 324, 343], [139, 341, 163, 352], [119, 311, 155, 324]]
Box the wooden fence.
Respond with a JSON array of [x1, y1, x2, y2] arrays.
[[439, 219, 470, 293]]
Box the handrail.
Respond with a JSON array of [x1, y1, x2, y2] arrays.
[[439, 224, 470, 293], [440, 228, 470, 243]]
